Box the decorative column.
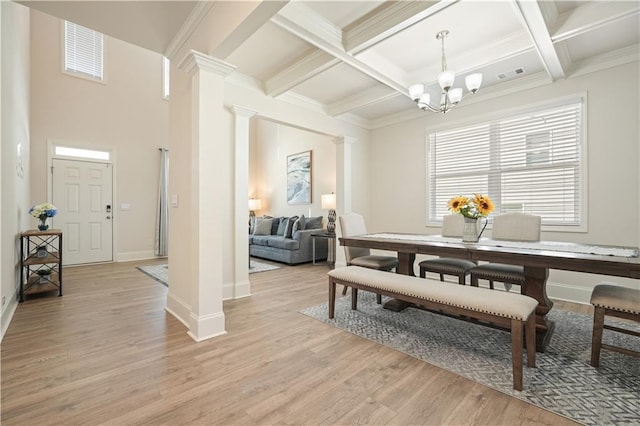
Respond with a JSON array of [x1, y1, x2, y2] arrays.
[[334, 136, 356, 268], [232, 106, 256, 299], [168, 50, 235, 342]]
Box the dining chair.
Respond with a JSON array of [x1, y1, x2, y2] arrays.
[[339, 213, 399, 302], [418, 214, 477, 285], [589, 283, 640, 368], [470, 213, 541, 292]]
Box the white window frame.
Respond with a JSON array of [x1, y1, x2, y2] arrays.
[[61, 20, 106, 84], [426, 94, 588, 233], [162, 56, 170, 100]]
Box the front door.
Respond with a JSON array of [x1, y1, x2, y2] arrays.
[[52, 158, 113, 265]]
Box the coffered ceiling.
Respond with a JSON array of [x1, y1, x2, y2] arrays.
[[20, 0, 640, 128]]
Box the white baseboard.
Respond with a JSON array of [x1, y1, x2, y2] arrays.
[[116, 250, 157, 262], [1, 295, 18, 342], [547, 280, 594, 305], [187, 311, 227, 342], [165, 291, 191, 329]]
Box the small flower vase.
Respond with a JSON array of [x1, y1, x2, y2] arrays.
[[38, 217, 49, 231], [462, 217, 479, 243]]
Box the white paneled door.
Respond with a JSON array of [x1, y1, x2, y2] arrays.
[[52, 159, 113, 265]]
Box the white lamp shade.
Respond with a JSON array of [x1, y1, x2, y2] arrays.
[[248, 198, 262, 211], [408, 84, 424, 102], [417, 93, 431, 109], [449, 88, 462, 104], [321, 193, 336, 210], [465, 73, 482, 93], [438, 70, 455, 91]]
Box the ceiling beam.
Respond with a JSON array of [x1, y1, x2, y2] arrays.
[[210, 1, 289, 59], [327, 86, 401, 117], [343, 0, 458, 53], [512, 0, 565, 81], [551, 1, 640, 43], [265, 50, 340, 97], [272, 2, 410, 97]]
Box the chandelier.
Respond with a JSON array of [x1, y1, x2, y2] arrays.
[[409, 30, 482, 114]]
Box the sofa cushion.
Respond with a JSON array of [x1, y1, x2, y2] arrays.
[[284, 216, 299, 238], [293, 215, 306, 233], [267, 237, 299, 250], [251, 235, 271, 246], [306, 216, 323, 230], [253, 218, 273, 236], [276, 218, 288, 236]]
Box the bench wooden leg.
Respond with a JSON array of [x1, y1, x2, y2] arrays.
[[526, 314, 536, 368], [351, 288, 358, 310], [511, 319, 524, 391], [329, 278, 336, 319], [591, 306, 605, 367]]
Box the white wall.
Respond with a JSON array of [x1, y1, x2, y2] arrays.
[[252, 119, 337, 220], [29, 9, 169, 262], [370, 62, 640, 303], [1, 1, 31, 338]]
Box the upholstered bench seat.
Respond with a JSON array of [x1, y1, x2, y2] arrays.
[[590, 284, 640, 367], [327, 266, 538, 390]]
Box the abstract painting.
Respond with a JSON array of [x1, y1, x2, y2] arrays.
[[287, 150, 312, 204]]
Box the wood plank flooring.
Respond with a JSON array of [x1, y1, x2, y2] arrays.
[[1, 259, 582, 425]]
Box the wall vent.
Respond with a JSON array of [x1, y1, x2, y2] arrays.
[[497, 67, 526, 80]]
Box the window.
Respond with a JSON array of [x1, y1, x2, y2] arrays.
[[64, 21, 104, 81], [428, 98, 584, 229], [54, 145, 110, 161], [162, 56, 170, 99]]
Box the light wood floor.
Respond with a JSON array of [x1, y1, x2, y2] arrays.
[[1, 259, 585, 425]]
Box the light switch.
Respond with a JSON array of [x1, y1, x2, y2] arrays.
[[171, 194, 179, 207], [121, 203, 131, 210]]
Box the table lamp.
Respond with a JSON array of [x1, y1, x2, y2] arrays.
[[321, 193, 337, 235], [248, 198, 262, 224]]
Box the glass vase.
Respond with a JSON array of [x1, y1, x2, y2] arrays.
[[38, 217, 49, 231]]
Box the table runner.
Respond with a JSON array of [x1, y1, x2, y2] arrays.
[[365, 233, 639, 258]]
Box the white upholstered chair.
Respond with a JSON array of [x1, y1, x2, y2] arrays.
[[339, 213, 398, 302], [470, 213, 541, 292], [418, 215, 476, 285]]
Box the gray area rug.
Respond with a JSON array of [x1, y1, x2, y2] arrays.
[[137, 260, 281, 286], [300, 292, 640, 426]]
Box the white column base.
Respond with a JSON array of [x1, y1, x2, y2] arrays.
[[187, 311, 227, 342]]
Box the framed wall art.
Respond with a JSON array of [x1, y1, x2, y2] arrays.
[[287, 150, 312, 204]]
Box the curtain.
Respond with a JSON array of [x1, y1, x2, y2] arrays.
[[156, 148, 169, 256]]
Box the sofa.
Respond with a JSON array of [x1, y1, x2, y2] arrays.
[[249, 215, 328, 265]]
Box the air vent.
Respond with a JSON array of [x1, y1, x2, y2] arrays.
[[497, 67, 526, 80]]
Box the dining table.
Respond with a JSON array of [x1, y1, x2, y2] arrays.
[[339, 233, 640, 351]]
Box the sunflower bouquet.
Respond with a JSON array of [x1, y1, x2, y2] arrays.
[[447, 194, 494, 219]]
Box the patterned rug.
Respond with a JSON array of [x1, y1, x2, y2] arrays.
[[137, 260, 281, 286], [300, 292, 640, 426]]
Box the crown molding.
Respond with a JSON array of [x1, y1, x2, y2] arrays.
[[164, 1, 214, 60], [178, 50, 236, 77], [569, 44, 639, 78]]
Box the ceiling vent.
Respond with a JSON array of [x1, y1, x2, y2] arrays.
[[497, 67, 526, 80]]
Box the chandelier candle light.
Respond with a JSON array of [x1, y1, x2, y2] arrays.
[[409, 30, 482, 114], [321, 193, 337, 235]]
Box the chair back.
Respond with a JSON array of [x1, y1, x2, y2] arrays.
[[492, 213, 541, 242], [442, 214, 464, 237], [339, 213, 371, 263]]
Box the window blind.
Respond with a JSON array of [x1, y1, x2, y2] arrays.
[[64, 21, 103, 80], [428, 100, 583, 227]]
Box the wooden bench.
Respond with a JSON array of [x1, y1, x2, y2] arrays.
[[328, 266, 538, 391]]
